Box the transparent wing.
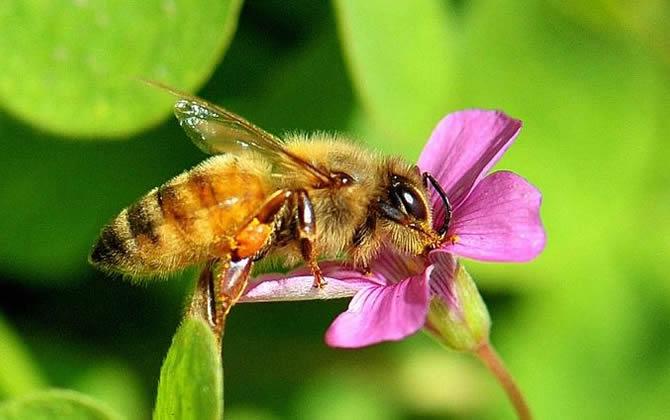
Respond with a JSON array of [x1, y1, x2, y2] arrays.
[[173, 97, 280, 156], [144, 80, 333, 187]]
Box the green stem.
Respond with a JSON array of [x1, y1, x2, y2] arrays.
[[475, 341, 532, 420]]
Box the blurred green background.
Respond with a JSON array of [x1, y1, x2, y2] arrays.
[[1, 0, 669, 419]]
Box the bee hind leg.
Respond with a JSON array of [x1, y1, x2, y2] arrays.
[[221, 189, 295, 304], [190, 258, 253, 341], [201, 190, 294, 339], [230, 190, 293, 262], [214, 257, 253, 337], [294, 189, 326, 289]]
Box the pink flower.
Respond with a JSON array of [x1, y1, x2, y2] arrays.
[[240, 110, 546, 348]]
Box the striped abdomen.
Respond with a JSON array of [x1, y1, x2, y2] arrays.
[[89, 154, 272, 276]]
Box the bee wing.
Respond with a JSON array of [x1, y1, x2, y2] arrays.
[[173, 97, 278, 156], [144, 80, 333, 187]]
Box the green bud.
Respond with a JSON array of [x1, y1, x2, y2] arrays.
[[424, 261, 491, 352]]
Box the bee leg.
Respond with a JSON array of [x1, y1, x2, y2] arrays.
[[205, 190, 294, 339], [190, 262, 219, 333], [213, 257, 253, 338], [230, 190, 293, 262], [294, 189, 326, 289], [216, 190, 292, 311], [191, 258, 253, 340]]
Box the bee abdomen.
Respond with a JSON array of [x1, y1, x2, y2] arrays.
[[89, 223, 132, 268], [90, 154, 274, 277], [90, 192, 168, 275], [126, 200, 160, 245]]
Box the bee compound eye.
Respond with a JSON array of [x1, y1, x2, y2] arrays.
[[392, 184, 428, 221]]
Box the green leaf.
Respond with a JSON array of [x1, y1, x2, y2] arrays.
[[0, 0, 242, 138], [153, 316, 222, 420], [0, 314, 46, 399], [0, 389, 122, 420], [333, 0, 456, 158]]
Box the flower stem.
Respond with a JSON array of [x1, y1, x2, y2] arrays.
[[475, 342, 532, 420]]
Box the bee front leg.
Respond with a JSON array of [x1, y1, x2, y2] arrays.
[[294, 189, 326, 289]]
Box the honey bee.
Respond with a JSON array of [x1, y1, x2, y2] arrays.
[[89, 82, 452, 332]]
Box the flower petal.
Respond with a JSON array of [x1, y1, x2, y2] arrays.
[[426, 251, 459, 311], [443, 171, 546, 262], [324, 269, 431, 348], [417, 110, 522, 224], [240, 262, 380, 303], [369, 248, 425, 282]]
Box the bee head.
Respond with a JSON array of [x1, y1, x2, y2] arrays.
[[376, 166, 442, 255]]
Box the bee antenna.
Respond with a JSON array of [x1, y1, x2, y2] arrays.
[[422, 172, 451, 237], [136, 78, 190, 99]]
